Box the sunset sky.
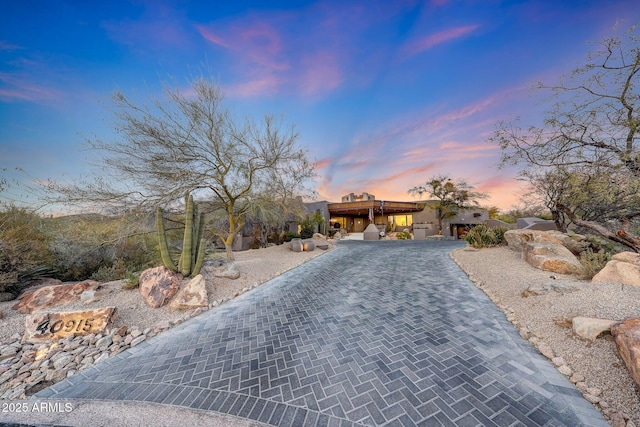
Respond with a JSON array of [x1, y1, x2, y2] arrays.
[[1, 0, 639, 212]]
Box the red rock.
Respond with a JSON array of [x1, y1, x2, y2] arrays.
[[138, 266, 181, 308], [611, 318, 640, 391], [12, 281, 100, 314]]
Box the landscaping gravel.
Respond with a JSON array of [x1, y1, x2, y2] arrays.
[[451, 246, 640, 427]]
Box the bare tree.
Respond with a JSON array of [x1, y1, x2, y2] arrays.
[[408, 174, 487, 235], [492, 23, 640, 251], [47, 77, 316, 258]]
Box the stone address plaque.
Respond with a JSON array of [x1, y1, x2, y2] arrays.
[[23, 307, 117, 342]]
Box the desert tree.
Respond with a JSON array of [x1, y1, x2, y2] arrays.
[[408, 174, 487, 235], [47, 76, 316, 259], [491, 22, 640, 251]]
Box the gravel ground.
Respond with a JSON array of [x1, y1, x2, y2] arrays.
[[451, 245, 640, 427]]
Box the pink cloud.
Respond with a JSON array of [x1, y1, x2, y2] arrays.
[[0, 73, 63, 102], [225, 74, 282, 98], [315, 158, 333, 170], [404, 24, 480, 56], [196, 26, 231, 49], [299, 51, 343, 96], [196, 2, 419, 99]]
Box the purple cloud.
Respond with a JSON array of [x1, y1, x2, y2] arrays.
[[403, 25, 480, 57]]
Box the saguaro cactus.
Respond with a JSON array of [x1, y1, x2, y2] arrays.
[[156, 207, 176, 272], [156, 191, 207, 278]]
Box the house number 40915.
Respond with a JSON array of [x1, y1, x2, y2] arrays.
[[35, 318, 95, 335]]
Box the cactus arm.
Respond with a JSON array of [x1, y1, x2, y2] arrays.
[[192, 236, 207, 277], [181, 194, 194, 276], [156, 207, 176, 271], [191, 206, 200, 269]]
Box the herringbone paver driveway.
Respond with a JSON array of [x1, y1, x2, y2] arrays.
[[37, 241, 609, 426]]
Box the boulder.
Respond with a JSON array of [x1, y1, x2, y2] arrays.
[[169, 274, 208, 310], [522, 281, 582, 297], [202, 258, 241, 279], [138, 267, 182, 309], [504, 229, 563, 252], [522, 242, 585, 275], [546, 230, 591, 255], [592, 258, 640, 287], [611, 319, 640, 391], [13, 281, 101, 314], [290, 238, 303, 252], [24, 307, 117, 342], [572, 317, 618, 341], [302, 240, 315, 251], [312, 233, 326, 240], [612, 251, 640, 267]]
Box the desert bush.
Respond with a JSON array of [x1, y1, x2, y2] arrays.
[[121, 272, 140, 290], [49, 213, 156, 281], [299, 224, 314, 239], [579, 248, 611, 279], [464, 225, 508, 248], [492, 227, 508, 244], [268, 230, 283, 245], [397, 230, 412, 240], [0, 207, 57, 297], [283, 232, 300, 242]]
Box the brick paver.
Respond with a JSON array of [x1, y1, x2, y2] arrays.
[[37, 240, 609, 426]]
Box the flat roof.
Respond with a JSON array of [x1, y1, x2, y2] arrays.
[[327, 200, 424, 216]]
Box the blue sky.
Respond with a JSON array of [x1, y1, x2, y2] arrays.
[[1, 0, 639, 211]]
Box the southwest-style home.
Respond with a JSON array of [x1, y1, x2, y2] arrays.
[[307, 192, 489, 239]]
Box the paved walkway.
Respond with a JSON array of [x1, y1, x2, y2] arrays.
[[35, 241, 609, 426]]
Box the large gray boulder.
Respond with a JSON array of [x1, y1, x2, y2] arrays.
[[522, 242, 585, 275], [202, 258, 241, 279]]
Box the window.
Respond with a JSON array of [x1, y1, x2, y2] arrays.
[[330, 217, 347, 229], [387, 214, 413, 227]]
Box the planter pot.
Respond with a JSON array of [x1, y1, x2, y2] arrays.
[[291, 238, 303, 252]]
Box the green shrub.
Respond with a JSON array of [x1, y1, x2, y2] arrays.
[[122, 272, 140, 290], [492, 227, 508, 245], [579, 248, 611, 279], [268, 231, 283, 245], [464, 225, 508, 248], [397, 230, 412, 240], [300, 225, 314, 239], [283, 232, 300, 242]]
